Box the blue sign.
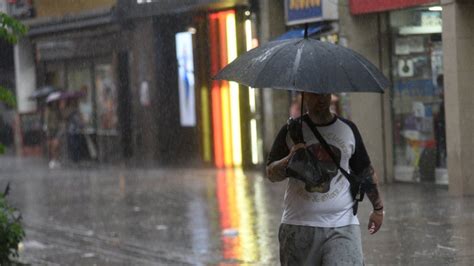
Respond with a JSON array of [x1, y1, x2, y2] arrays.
[[394, 79, 436, 97], [286, 0, 323, 25]]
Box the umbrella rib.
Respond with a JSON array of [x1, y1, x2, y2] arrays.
[[339, 63, 358, 91], [333, 45, 360, 91], [340, 47, 386, 90], [312, 41, 340, 90], [254, 40, 301, 89], [292, 42, 304, 88], [312, 41, 385, 92]]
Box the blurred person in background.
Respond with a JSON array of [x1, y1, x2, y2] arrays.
[[45, 93, 63, 169], [64, 97, 85, 163]]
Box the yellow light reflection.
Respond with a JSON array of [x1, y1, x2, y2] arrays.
[[229, 82, 242, 166], [249, 88, 256, 113], [226, 13, 242, 166], [245, 19, 253, 51], [227, 14, 238, 62], [216, 168, 274, 263], [220, 85, 233, 167], [253, 173, 273, 263], [234, 168, 258, 262], [245, 19, 256, 113], [245, 18, 259, 164], [201, 86, 212, 162], [250, 119, 259, 165]]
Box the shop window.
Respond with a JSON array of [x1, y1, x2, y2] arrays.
[[44, 62, 65, 89], [95, 64, 117, 132], [67, 63, 94, 131], [390, 7, 446, 184]]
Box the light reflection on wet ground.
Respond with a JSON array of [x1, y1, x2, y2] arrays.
[[1, 156, 474, 265]]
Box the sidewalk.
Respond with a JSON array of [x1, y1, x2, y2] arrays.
[[1, 155, 473, 265]]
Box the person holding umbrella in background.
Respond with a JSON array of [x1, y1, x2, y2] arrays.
[[45, 91, 86, 165], [45, 92, 63, 169], [215, 24, 388, 265], [62, 92, 86, 163]]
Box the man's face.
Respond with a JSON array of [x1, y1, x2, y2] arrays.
[[304, 93, 331, 112]]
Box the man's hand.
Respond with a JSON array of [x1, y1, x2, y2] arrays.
[[289, 143, 305, 155], [368, 210, 384, 234], [266, 143, 305, 182]]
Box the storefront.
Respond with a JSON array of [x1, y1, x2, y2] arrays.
[[205, 9, 264, 168], [350, 0, 446, 184], [177, 8, 265, 168], [124, 0, 264, 168], [31, 17, 122, 162], [389, 6, 446, 184]]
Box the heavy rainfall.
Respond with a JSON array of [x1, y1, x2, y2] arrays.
[[1, 0, 473, 265]]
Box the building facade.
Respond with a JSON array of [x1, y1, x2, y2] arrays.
[[12, 0, 126, 160], [10, 0, 474, 195], [13, 0, 269, 168]]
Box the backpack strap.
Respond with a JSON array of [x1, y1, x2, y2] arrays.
[[302, 115, 364, 215]]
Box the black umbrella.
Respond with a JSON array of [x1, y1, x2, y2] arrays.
[[214, 25, 389, 93]]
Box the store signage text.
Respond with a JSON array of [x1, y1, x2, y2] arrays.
[[285, 0, 323, 25], [289, 0, 321, 9]]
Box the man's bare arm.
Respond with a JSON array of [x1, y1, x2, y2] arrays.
[[363, 166, 384, 234], [266, 157, 289, 182], [364, 167, 383, 210]]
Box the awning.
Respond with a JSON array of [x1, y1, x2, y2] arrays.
[[119, 0, 249, 19], [24, 8, 115, 37], [274, 23, 331, 41]]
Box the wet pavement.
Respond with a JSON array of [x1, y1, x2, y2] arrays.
[[1, 155, 474, 265]]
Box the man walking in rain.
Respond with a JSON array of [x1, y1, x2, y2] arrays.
[[266, 92, 384, 265]]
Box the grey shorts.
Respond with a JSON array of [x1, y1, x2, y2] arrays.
[[279, 223, 363, 266]]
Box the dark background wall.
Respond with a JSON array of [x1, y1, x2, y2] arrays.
[[152, 14, 201, 166], [0, 40, 15, 89]]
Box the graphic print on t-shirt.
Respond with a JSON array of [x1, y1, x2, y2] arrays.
[[304, 142, 342, 193]]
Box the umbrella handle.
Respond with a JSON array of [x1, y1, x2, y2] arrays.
[[300, 92, 304, 131]]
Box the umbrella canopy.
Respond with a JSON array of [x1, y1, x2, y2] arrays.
[[29, 86, 57, 100], [46, 90, 84, 103], [214, 36, 389, 93], [46, 92, 61, 103], [60, 90, 85, 100]]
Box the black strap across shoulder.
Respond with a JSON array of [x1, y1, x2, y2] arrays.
[[302, 115, 364, 215], [301, 116, 352, 179]]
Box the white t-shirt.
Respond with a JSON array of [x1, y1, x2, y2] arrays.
[[267, 114, 371, 228]]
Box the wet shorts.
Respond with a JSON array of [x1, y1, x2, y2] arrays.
[[279, 223, 363, 266]]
